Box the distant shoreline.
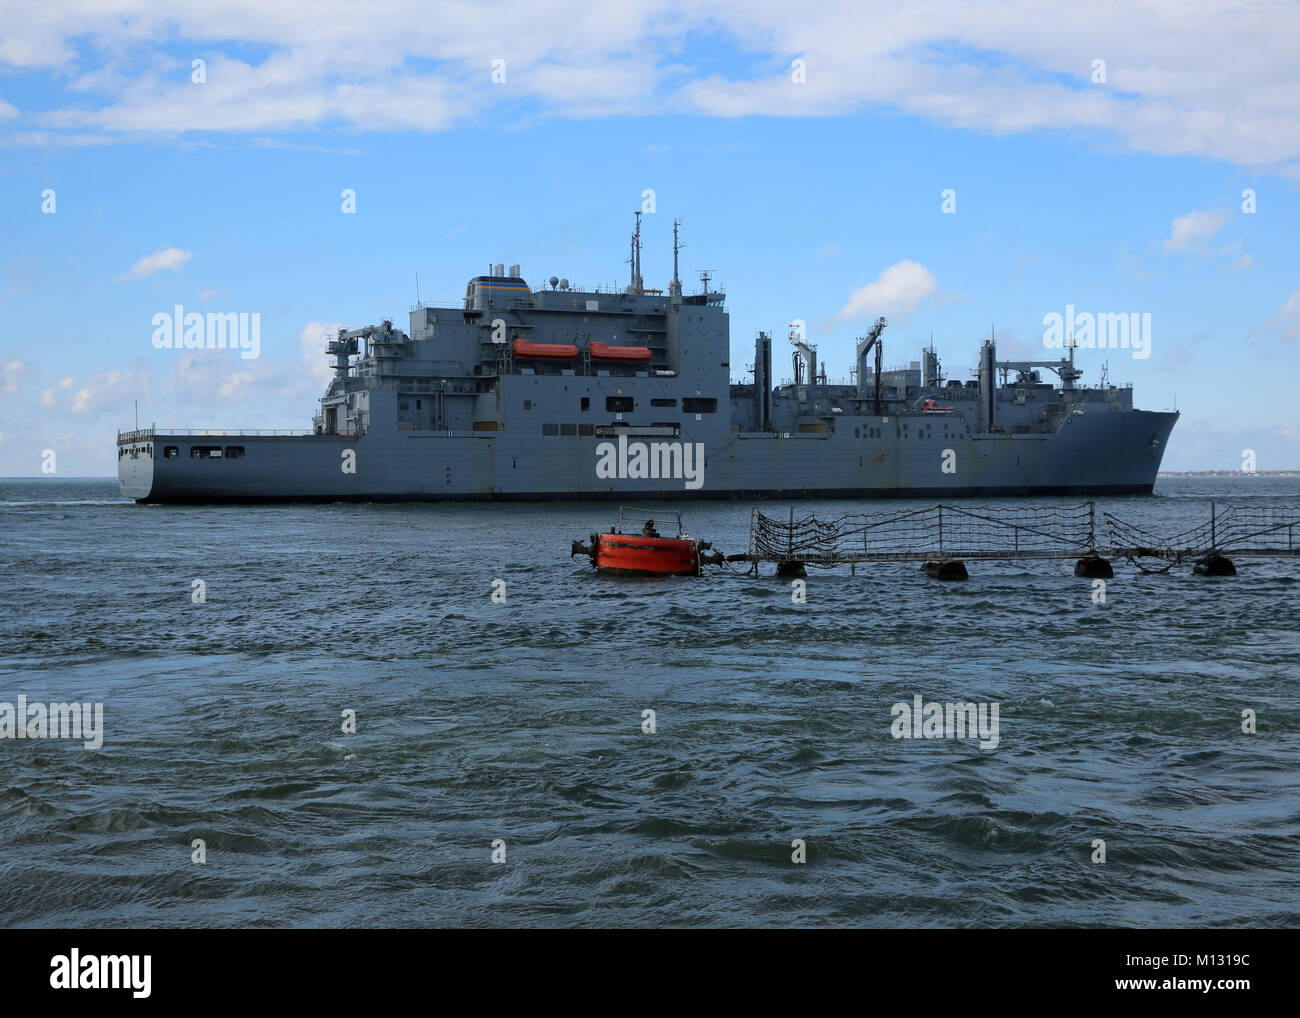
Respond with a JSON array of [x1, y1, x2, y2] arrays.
[[1158, 471, 1300, 478]]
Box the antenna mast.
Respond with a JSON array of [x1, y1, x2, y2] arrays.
[[633, 210, 643, 291], [671, 218, 684, 297]]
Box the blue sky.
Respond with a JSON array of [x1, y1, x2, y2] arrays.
[[1, 1, 1298, 474]]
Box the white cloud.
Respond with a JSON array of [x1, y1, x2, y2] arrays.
[[1260, 290, 1300, 343], [1, 359, 26, 394], [157, 320, 335, 409], [3, 3, 1300, 175], [834, 260, 936, 323], [163, 350, 267, 401], [215, 370, 257, 400], [298, 321, 343, 391], [69, 366, 150, 415], [1163, 209, 1227, 252], [117, 246, 192, 282], [39, 376, 75, 408], [1157, 419, 1300, 473]]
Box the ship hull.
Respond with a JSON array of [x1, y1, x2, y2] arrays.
[[118, 409, 1179, 504]]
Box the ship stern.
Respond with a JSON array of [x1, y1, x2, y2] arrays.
[[117, 428, 156, 501]]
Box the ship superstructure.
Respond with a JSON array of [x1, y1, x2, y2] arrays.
[[118, 219, 1177, 502]]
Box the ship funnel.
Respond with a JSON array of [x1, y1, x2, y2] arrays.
[[509, 264, 520, 278], [978, 339, 997, 432], [494, 263, 504, 276], [754, 331, 771, 431]]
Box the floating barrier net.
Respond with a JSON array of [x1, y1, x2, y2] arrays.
[[749, 503, 1099, 565], [748, 503, 1300, 567], [1103, 505, 1300, 562]]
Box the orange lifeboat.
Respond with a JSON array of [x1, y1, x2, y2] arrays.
[[514, 338, 579, 359], [594, 532, 700, 576], [590, 341, 652, 362], [572, 507, 701, 576]]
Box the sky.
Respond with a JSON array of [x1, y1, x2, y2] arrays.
[[1, 0, 1298, 475]]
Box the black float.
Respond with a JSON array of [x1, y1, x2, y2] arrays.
[[923, 559, 968, 580], [1074, 554, 1114, 578]]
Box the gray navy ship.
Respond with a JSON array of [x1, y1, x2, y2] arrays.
[[118, 218, 1178, 503]]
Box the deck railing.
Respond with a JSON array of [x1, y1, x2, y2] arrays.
[[117, 427, 313, 443]]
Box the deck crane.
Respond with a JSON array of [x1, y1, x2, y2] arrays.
[[854, 316, 889, 416]]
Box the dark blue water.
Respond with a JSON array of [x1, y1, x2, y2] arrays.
[[1, 478, 1298, 927]]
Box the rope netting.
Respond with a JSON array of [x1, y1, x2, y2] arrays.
[[747, 503, 1300, 568], [751, 503, 1099, 565], [1103, 505, 1300, 564]]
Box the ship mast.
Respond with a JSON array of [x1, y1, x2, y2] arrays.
[[670, 218, 684, 297], [627, 211, 643, 292]]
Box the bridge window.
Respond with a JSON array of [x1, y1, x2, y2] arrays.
[[561, 423, 577, 436], [606, 396, 634, 412], [581, 397, 590, 411], [682, 397, 717, 414], [224, 446, 245, 459], [650, 398, 677, 407], [191, 446, 222, 459], [542, 422, 559, 436]]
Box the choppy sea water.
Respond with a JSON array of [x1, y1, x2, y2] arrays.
[[1, 477, 1297, 928]]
